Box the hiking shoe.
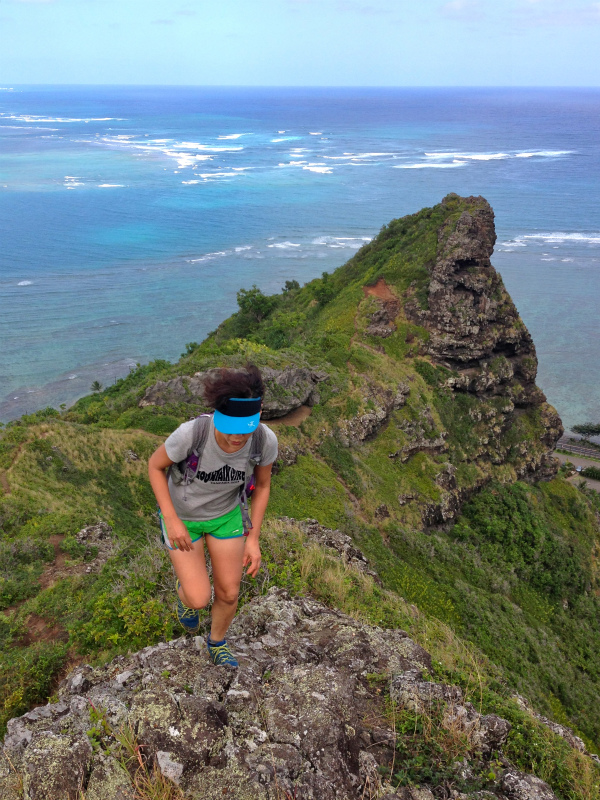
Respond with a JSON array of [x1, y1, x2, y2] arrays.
[[175, 579, 200, 634], [207, 637, 239, 668]]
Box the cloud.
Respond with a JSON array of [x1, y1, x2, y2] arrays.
[[288, 0, 393, 11], [438, 0, 600, 25], [151, 18, 175, 24], [335, 0, 393, 12], [441, 0, 485, 20], [513, 0, 600, 25]]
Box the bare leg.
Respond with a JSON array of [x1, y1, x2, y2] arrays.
[[205, 535, 246, 641], [168, 538, 212, 610]]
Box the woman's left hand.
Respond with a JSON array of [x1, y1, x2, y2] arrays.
[[243, 537, 262, 578]]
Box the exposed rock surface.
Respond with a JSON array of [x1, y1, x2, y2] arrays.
[[337, 382, 410, 447], [284, 517, 380, 582], [511, 693, 600, 763], [75, 522, 114, 574], [391, 670, 512, 756], [398, 195, 562, 486], [259, 367, 329, 419], [406, 196, 534, 376], [499, 770, 557, 800], [139, 367, 329, 420], [0, 589, 559, 800]]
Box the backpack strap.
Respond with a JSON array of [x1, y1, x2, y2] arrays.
[[168, 413, 212, 488], [239, 423, 269, 533], [190, 414, 212, 460], [248, 422, 267, 467]]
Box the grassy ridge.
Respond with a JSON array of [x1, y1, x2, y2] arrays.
[[1, 196, 599, 795]]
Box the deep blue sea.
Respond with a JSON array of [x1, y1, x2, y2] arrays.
[[1, 86, 599, 428]]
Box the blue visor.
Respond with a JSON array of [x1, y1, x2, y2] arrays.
[[213, 397, 261, 434]]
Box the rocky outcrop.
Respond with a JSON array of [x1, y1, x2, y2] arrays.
[[139, 373, 206, 407], [391, 670, 512, 756], [408, 195, 548, 404], [0, 589, 561, 800], [284, 517, 380, 581], [139, 367, 329, 420], [74, 522, 114, 574], [388, 405, 448, 462], [406, 195, 532, 373], [512, 693, 600, 764], [337, 382, 410, 447], [259, 367, 329, 419], [402, 195, 562, 478]]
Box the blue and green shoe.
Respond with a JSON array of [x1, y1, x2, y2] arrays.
[[207, 637, 239, 668], [175, 579, 200, 634]]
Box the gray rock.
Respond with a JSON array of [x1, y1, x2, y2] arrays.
[[510, 695, 588, 756], [0, 590, 558, 800], [474, 713, 512, 754], [139, 374, 205, 407], [260, 367, 329, 418], [337, 382, 410, 446], [22, 732, 92, 800], [390, 669, 463, 712], [138, 366, 329, 419], [1, 590, 432, 800], [403, 194, 562, 477], [156, 751, 184, 785], [501, 768, 558, 800], [282, 517, 379, 581], [391, 673, 510, 757], [0, 757, 21, 800], [85, 756, 134, 800], [114, 670, 135, 687]]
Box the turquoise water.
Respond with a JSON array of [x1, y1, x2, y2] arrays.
[[1, 86, 599, 428]]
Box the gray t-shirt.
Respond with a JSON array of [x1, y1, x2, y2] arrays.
[[164, 418, 278, 521]]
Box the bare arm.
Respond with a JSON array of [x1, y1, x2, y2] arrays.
[[243, 462, 273, 577], [148, 444, 194, 552]]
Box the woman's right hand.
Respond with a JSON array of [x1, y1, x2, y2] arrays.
[[164, 516, 194, 552]]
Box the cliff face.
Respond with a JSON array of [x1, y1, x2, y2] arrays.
[[408, 197, 551, 414]]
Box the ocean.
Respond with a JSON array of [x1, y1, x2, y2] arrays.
[[1, 86, 599, 429]]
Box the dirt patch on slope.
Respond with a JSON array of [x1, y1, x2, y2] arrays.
[[20, 614, 69, 647], [39, 535, 67, 590], [362, 278, 401, 339], [362, 277, 397, 302]]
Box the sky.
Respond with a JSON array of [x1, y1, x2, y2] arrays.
[[0, 0, 598, 86]]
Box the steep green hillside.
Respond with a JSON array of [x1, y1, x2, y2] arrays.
[[1, 195, 599, 796]]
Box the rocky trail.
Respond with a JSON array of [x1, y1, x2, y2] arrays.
[[0, 587, 582, 800]]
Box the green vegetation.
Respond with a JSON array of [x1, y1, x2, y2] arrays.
[[1, 195, 599, 797], [573, 423, 600, 438], [262, 520, 600, 800], [582, 466, 600, 481]]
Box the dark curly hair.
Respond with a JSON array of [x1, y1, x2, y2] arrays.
[[203, 364, 265, 412]]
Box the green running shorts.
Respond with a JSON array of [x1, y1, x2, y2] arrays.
[[159, 505, 245, 550]]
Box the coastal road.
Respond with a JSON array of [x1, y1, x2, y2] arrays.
[[554, 452, 600, 494], [556, 438, 600, 459]]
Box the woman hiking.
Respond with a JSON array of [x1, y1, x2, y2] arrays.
[[148, 365, 278, 667]]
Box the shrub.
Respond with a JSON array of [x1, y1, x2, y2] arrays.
[[572, 423, 600, 438], [236, 285, 278, 322], [581, 466, 600, 481]]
